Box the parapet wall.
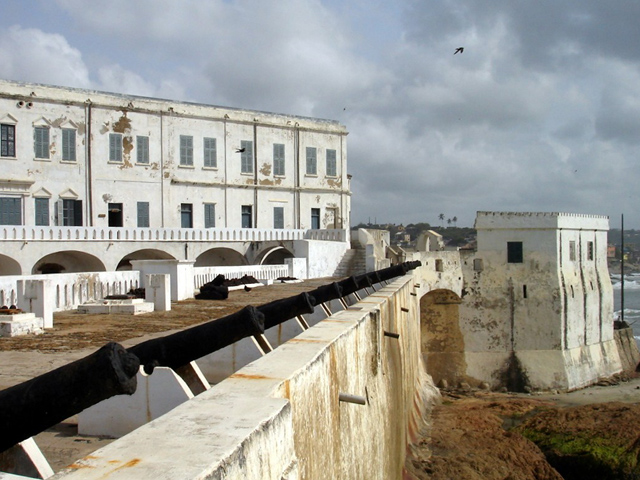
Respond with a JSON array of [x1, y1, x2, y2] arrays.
[[52, 274, 439, 480]]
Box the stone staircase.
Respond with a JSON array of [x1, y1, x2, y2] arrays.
[[333, 242, 366, 277]]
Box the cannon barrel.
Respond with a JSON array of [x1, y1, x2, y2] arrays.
[[306, 282, 343, 305], [0, 342, 139, 453], [129, 305, 264, 374], [337, 276, 360, 297], [377, 264, 408, 282], [258, 292, 316, 330]]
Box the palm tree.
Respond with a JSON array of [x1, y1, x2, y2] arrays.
[[447, 218, 452, 226], [438, 213, 444, 227], [452, 216, 458, 227]]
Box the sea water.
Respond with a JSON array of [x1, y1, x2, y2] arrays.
[[612, 273, 640, 346]]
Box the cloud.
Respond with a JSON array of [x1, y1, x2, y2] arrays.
[[3, 0, 638, 228], [0, 25, 91, 88]]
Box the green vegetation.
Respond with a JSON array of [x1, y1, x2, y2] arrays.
[[519, 428, 639, 479]]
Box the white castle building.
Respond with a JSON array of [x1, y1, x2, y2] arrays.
[[0, 79, 351, 276]]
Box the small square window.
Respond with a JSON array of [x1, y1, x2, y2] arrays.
[[435, 259, 444, 272], [507, 242, 523, 263], [473, 258, 483, 271], [587, 241, 594, 261]]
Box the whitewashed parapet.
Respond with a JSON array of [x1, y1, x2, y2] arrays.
[[0, 226, 346, 243], [303, 229, 347, 242], [0, 271, 140, 312], [194, 265, 290, 288]]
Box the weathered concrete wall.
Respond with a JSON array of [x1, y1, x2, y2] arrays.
[[52, 274, 439, 480], [615, 327, 640, 373]]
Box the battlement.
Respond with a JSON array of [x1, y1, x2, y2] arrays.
[[475, 211, 609, 231]]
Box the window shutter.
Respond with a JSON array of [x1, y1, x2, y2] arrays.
[[55, 200, 63, 226]]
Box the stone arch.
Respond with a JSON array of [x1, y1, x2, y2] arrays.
[[0, 254, 22, 276], [116, 249, 176, 271], [195, 247, 248, 267], [420, 289, 466, 387], [256, 246, 294, 265], [32, 251, 106, 274]]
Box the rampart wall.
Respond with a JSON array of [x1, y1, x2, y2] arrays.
[[51, 274, 441, 480]]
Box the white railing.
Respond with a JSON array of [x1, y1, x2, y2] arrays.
[[0, 271, 140, 312], [194, 264, 290, 288], [0, 226, 347, 243]]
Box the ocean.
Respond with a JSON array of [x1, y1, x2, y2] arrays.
[[612, 273, 640, 347]]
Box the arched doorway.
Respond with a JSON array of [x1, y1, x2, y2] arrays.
[[195, 247, 247, 267], [116, 249, 176, 271], [32, 251, 106, 274], [0, 254, 22, 276], [420, 289, 466, 387], [259, 246, 294, 265]]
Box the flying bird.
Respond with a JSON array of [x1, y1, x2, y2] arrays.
[[235, 147, 245, 153], [454, 47, 464, 55]]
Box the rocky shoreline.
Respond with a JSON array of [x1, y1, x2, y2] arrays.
[[407, 372, 640, 480]]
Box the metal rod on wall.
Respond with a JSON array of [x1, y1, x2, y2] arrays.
[[621, 213, 625, 325]]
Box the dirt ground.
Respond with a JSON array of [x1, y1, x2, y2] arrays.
[[2, 278, 640, 477]]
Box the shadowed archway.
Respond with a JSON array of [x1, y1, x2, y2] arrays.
[[420, 289, 466, 387]]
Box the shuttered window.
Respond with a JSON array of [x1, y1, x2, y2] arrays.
[[180, 135, 193, 166], [35, 198, 49, 226], [274, 206, 284, 229], [204, 138, 217, 168], [204, 203, 215, 228], [137, 136, 149, 164], [137, 202, 149, 228], [109, 133, 123, 162], [1, 124, 15, 157], [0, 198, 21, 225], [326, 149, 337, 176], [240, 140, 253, 173], [34, 127, 50, 159], [242, 205, 252, 228], [181, 203, 193, 228], [273, 143, 285, 176], [306, 147, 317, 175], [311, 208, 320, 229], [62, 129, 76, 161]]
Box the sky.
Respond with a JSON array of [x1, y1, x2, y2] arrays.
[[1, 0, 639, 229]]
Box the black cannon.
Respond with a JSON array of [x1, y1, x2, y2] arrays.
[[257, 292, 316, 330], [306, 282, 343, 305], [0, 342, 139, 453], [129, 305, 264, 374]]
